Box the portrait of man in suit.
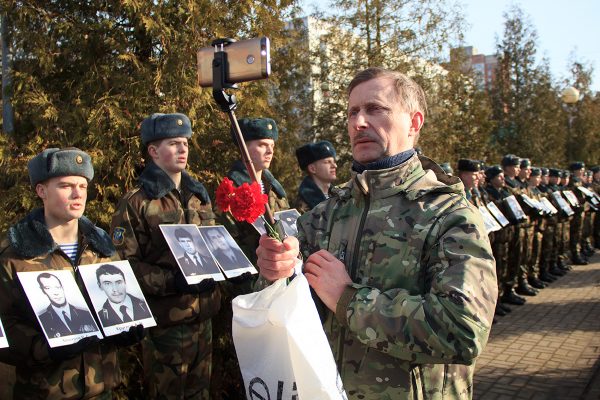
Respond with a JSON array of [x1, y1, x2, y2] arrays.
[[36, 272, 97, 338], [203, 226, 251, 271], [96, 264, 151, 327], [174, 227, 214, 276]]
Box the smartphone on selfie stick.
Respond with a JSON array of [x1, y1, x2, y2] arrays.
[[197, 38, 277, 225]]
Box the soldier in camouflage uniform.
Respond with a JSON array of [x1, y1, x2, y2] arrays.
[[0, 148, 128, 399], [294, 141, 337, 213], [110, 113, 220, 399], [224, 117, 290, 265], [592, 166, 600, 248], [256, 68, 497, 399], [484, 165, 517, 315], [525, 168, 548, 289], [513, 158, 539, 297], [580, 170, 596, 258], [567, 162, 588, 265], [501, 155, 529, 304]]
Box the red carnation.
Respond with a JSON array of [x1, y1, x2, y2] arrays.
[[230, 182, 268, 223], [215, 177, 236, 213]]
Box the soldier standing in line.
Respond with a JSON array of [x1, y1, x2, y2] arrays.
[[525, 168, 548, 290], [580, 170, 596, 258], [256, 67, 497, 399], [111, 113, 220, 399], [511, 158, 538, 297], [501, 155, 529, 303], [294, 141, 337, 213], [224, 117, 290, 265], [0, 148, 140, 399], [538, 168, 561, 282], [592, 166, 600, 248], [485, 165, 520, 311], [567, 162, 589, 265]]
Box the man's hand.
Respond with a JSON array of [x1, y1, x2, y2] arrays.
[[304, 250, 352, 312], [256, 235, 299, 281]]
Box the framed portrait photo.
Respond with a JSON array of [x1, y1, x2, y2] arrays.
[[274, 209, 301, 237], [0, 316, 8, 348], [199, 225, 257, 278], [78, 260, 156, 337], [160, 224, 226, 284], [17, 270, 102, 348]]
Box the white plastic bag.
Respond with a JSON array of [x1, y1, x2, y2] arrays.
[[232, 271, 347, 400]]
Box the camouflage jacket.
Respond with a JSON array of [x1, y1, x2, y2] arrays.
[[297, 155, 497, 399], [567, 177, 586, 212], [223, 160, 289, 264], [0, 208, 120, 399], [295, 175, 327, 214], [110, 162, 220, 327]]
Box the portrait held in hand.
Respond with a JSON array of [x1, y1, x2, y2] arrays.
[[17, 270, 102, 347], [159, 224, 225, 283], [78, 261, 156, 336], [199, 225, 257, 278]]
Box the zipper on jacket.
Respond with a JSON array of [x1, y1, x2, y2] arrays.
[[336, 189, 371, 373]]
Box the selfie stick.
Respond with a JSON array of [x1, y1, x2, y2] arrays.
[[210, 38, 276, 225]]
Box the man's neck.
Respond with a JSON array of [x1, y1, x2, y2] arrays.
[[45, 212, 79, 244], [254, 169, 263, 183], [168, 171, 182, 189], [310, 175, 331, 196]]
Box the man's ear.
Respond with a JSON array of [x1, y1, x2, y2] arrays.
[[410, 111, 424, 135], [307, 163, 317, 175], [147, 144, 158, 160], [36, 183, 47, 200]]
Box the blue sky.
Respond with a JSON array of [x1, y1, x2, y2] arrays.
[[301, 0, 600, 92]]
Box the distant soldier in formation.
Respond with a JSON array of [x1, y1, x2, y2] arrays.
[[295, 140, 337, 213]]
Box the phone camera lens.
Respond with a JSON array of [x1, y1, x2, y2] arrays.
[[246, 55, 255, 64]]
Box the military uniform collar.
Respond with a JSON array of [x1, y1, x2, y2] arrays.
[[227, 160, 287, 199], [7, 208, 115, 259], [298, 176, 327, 209], [347, 154, 464, 201], [138, 162, 210, 203]]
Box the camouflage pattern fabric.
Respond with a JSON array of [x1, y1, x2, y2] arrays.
[[0, 209, 120, 399], [296, 155, 497, 399], [110, 163, 221, 328], [593, 181, 600, 246], [110, 163, 220, 398], [142, 320, 211, 399], [222, 160, 290, 265]]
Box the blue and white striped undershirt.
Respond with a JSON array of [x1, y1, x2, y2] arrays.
[[59, 243, 78, 264]]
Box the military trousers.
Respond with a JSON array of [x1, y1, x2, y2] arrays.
[[519, 224, 535, 283], [143, 319, 212, 400], [506, 224, 524, 289], [570, 211, 584, 257], [540, 223, 556, 272]]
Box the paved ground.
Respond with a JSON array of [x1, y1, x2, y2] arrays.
[[474, 252, 600, 400]]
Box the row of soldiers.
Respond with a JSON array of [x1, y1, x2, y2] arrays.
[[0, 113, 338, 399], [440, 156, 599, 319], [0, 107, 596, 399]]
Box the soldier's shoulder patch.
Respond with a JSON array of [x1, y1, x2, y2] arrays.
[[112, 227, 126, 246]]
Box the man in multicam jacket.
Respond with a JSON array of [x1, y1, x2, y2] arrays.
[[0, 148, 124, 399], [110, 113, 220, 399], [256, 68, 497, 399]]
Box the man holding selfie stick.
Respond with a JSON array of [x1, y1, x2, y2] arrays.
[[256, 68, 497, 399], [111, 113, 220, 399]]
